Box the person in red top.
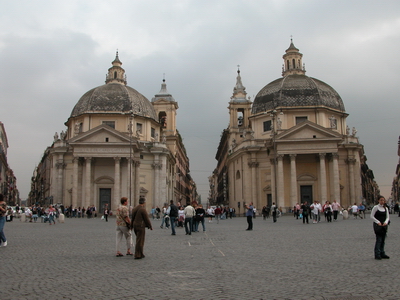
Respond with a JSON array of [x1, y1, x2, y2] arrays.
[[214, 206, 222, 224]]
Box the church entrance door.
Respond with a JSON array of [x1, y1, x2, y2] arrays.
[[300, 185, 313, 204], [99, 188, 111, 213]]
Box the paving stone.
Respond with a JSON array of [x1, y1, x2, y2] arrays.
[[0, 214, 398, 299]]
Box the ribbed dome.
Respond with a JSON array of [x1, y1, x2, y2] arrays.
[[70, 83, 157, 120], [251, 74, 345, 114]]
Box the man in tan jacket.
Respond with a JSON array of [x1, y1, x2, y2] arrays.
[[131, 197, 153, 259]]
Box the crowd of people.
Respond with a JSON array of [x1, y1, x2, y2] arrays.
[[289, 200, 369, 224], [1, 192, 394, 261], [6, 204, 104, 224]]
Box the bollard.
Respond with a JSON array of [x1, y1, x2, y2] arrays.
[[20, 214, 26, 222], [342, 209, 348, 220], [59, 213, 65, 223]]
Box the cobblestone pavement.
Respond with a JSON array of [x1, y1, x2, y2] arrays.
[[1, 212, 400, 300]]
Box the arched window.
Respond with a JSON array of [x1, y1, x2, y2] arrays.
[[292, 59, 296, 69], [236, 170, 241, 180], [114, 71, 117, 79]]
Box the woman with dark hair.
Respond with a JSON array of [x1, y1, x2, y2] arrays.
[[371, 195, 390, 260], [0, 194, 7, 247]]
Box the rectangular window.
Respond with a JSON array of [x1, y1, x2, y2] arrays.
[[102, 121, 115, 129], [151, 127, 155, 138], [263, 120, 272, 132], [136, 123, 142, 134], [296, 116, 307, 125]]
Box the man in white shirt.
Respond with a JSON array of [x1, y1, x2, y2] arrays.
[[351, 203, 359, 219], [184, 204, 196, 235]]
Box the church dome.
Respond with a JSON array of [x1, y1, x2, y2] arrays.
[[251, 40, 345, 114], [70, 53, 157, 120], [251, 74, 345, 114]]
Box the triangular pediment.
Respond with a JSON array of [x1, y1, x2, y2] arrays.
[[276, 120, 342, 141], [69, 124, 132, 144]]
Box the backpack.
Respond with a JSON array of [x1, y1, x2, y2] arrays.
[[169, 205, 178, 218]]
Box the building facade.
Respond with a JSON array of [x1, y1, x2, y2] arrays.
[[0, 121, 19, 205], [211, 41, 377, 211], [391, 136, 400, 204], [30, 53, 196, 211]]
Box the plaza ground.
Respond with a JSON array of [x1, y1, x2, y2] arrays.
[[1, 212, 400, 300]]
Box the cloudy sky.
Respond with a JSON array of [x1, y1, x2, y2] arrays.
[[1, 0, 399, 200]]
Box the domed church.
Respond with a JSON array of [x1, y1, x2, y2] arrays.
[[30, 53, 196, 212], [211, 40, 374, 211]]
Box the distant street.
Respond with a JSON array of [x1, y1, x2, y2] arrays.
[[1, 212, 400, 300]]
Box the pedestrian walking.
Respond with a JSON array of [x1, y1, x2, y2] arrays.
[[371, 195, 390, 260], [103, 203, 110, 222], [0, 194, 8, 247], [271, 202, 277, 223], [301, 201, 310, 224], [331, 200, 341, 221], [184, 203, 196, 235], [115, 197, 133, 257], [131, 197, 152, 259], [167, 200, 178, 235], [245, 202, 253, 230]]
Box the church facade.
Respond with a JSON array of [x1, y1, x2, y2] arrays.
[[211, 41, 377, 211], [30, 53, 196, 212]]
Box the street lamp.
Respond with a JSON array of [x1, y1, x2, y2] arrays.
[[269, 109, 283, 207], [128, 110, 134, 208]]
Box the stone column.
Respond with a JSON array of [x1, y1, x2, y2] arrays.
[[152, 154, 162, 208], [332, 153, 340, 202], [84, 157, 92, 209], [72, 157, 79, 208], [56, 154, 65, 204], [134, 160, 141, 207], [290, 154, 297, 207], [319, 153, 327, 203], [277, 154, 284, 206], [248, 160, 259, 208], [114, 157, 121, 210], [347, 157, 356, 204]]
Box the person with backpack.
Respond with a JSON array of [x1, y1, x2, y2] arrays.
[[166, 200, 178, 235]]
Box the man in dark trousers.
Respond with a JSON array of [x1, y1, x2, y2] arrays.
[[167, 200, 179, 235], [245, 202, 254, 230], [131, 197, 153, 259]]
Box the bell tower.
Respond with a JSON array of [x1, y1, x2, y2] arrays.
[[151, 78, 178, 137], [228, 67, 252, 130]]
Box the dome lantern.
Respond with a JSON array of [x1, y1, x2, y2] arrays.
[[105, 50, 127, 85], [282, 38, 306, 77]]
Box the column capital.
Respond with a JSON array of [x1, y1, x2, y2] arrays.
[[152, 162, 163, 170], [248, 161, 259, 168], [289, 154, 297, 160], [346, 158, 356, 164], [332, 153, 339, 159], [56, 162, 66, 169], [319, 153, 326, 159], [277, 154, 284, 161], [114, 157, 121, 162]]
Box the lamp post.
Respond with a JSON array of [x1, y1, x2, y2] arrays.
[[270, 109, 283, 207], [128, 111, 134, 208]]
